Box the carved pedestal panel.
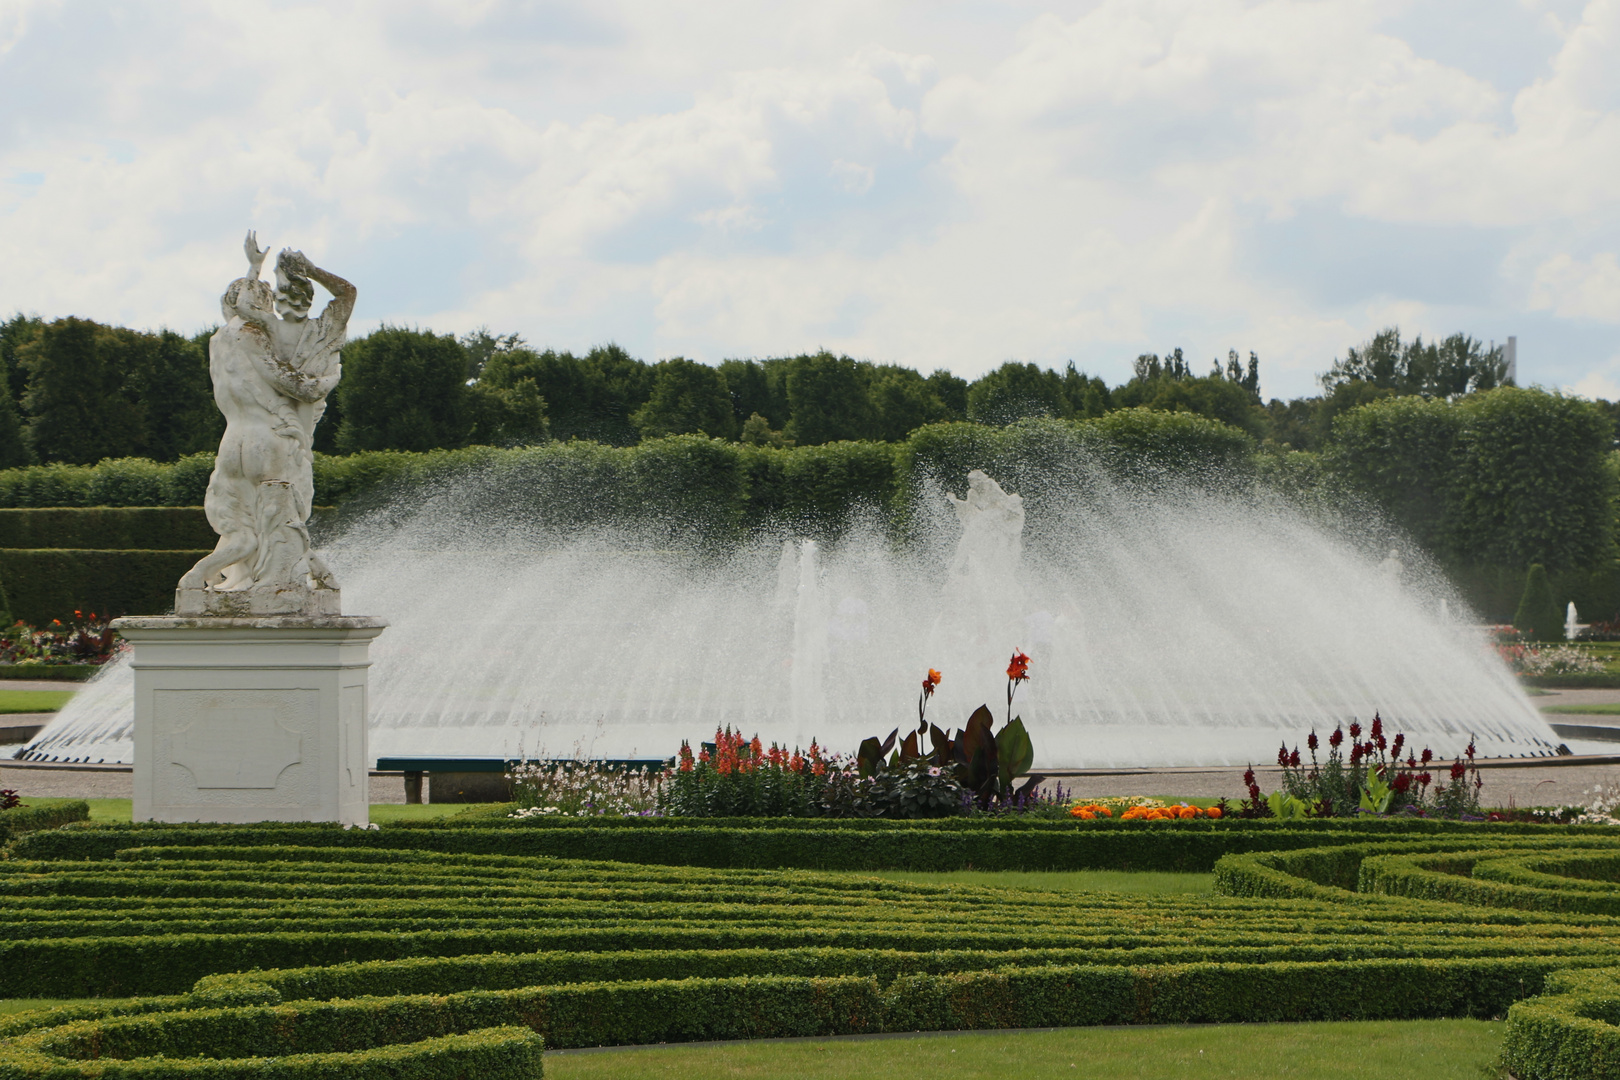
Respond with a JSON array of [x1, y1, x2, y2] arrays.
[[112, 616, 387, 825]]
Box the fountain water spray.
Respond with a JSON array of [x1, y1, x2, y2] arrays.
[[22, 461, 1562, 768]]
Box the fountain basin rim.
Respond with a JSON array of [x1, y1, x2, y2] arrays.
[[112, 616, 388, 632]]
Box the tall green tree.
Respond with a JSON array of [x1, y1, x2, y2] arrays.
[[784, 352, 872, 444], [335, 327, 474, 453], [0, 314, 40, 407], [478, 343, 651, 445], [632, 357, 735, 438], [19, 318, 144, 464], [718, 359, 782, 430], [1322, 327, 1508, 399], [966, 362, 1073, 424], [0, 386, 27, 467], [867, 365, 956, 442], [125, 328, 219, 461]]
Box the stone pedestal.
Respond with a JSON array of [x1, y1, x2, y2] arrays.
[[112, 616, 387, 825]]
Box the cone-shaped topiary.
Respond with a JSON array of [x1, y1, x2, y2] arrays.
[[1512, 563, 1564, 642]]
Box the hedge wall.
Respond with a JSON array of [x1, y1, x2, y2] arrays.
[[15, 817, 1616, 872], [0, 549, 204, 623], [0, 507, 216, 549]]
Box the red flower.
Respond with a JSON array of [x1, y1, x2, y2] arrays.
[[1007, 651, 1031, 682], [1349, 743, 1363, 765], [1417, 771, 1432, 787], [1450, 759, 1466, 781], [922, 668, 942, 696], [1243, 767, 1256, 787], [1329, 726, 1344, 749], [1369, 714, 1382, 742], [1277, 743, 1289, 767], [1390, 733, 1404, 760], [1420, 748, 1433, 765], [1288, 748, 1301, 768], [1349, 721, 1362, 739], [1307, 731, 1318, 752], [1465, 738, 1476, 761], [1392, 773, 1412, 793]]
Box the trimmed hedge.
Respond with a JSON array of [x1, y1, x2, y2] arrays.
[[0, 507, 216, 549], [0, 417, 1257, 536], [0, 664, 97, 681], [0, 1009, 543, 1080], [1213, 837, 1620, 905], [15, 816, 1614, 873], [1504, 966, 1620, 1080], [1360, 848, 1620, 915], [0, 800, 88, 844], [0, 548, 204, 623], [7, 838, 1620, 998]]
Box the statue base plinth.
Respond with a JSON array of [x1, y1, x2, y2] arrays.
[[176, 585, 341, 617], [111, 615, 387, 826]]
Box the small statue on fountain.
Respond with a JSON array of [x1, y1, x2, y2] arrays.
[[177, 232, 355, 616]]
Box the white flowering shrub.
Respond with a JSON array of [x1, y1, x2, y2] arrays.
[[506, 759, 663, 818], [1574, 784, 1620, 825]]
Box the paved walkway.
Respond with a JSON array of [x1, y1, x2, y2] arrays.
[[0, 765, 408, 804]]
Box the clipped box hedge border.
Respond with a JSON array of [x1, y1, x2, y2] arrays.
[[16, 817, 1620, 874], [0, 800, 88, 844], [1503, 966, 1620, 1080]]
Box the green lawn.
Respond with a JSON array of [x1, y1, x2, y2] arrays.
[[0, 689, 74, 714], [1542, 702, 1620, 714], [548, 1019, 1505, 1080], [845, 869, 1213, 894]]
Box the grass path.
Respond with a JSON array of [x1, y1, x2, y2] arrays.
[[0, 689, 73, 714], [548, 1019, 1503, 1080]]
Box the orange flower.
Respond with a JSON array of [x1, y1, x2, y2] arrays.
[[1177, 805, 1198, 819], [1006, 650, 1031, 682], [1205, 806, 1223, 819], [923, 668, 942, 695]]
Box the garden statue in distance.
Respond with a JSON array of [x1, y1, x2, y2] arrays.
[[944, 469, 1025, 607], [177, 232, 354, 616]]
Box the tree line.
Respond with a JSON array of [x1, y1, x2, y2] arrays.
[[0, 311, 1524, 469]]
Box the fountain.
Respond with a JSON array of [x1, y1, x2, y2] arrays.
[[23, 444, 1562, 770]]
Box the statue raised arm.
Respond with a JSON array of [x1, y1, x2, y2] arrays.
[[177, 234, 356, 616]]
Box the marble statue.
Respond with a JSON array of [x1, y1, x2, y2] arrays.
[[177, 232, 355, 616], [946, 469, 1025, 585]]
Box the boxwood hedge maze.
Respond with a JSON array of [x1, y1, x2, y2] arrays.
[[5, 818, 1620, 1078]]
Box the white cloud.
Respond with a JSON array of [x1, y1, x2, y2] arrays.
[[1530, 252, 1620, 320], [1, 0, 1619, 397]]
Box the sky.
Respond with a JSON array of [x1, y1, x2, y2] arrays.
[[1, 0, 1618, 401]]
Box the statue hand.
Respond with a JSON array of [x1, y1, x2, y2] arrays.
[[244, 231, 269, 279]]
